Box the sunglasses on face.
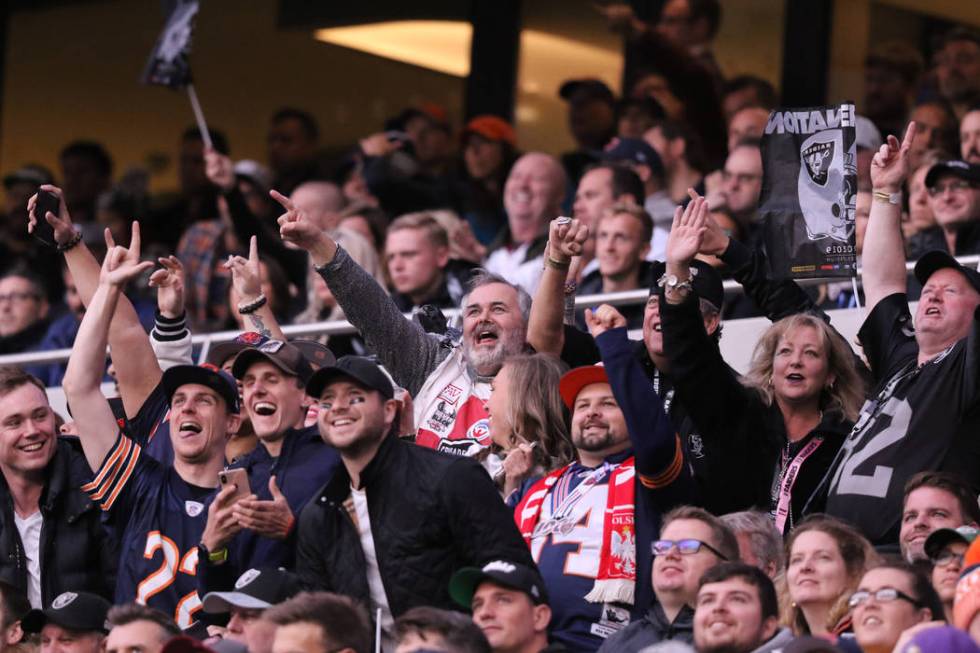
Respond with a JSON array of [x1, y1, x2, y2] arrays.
[[848, 587, 920, 609], [652, 539, 728, 560]]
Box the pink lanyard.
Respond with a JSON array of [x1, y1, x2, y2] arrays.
[[773, 437, 824, 533]]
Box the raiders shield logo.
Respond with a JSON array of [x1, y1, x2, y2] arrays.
[[802, 140, 835, 186], [235, 568, 261, 589], [52, 592, 77, 610]]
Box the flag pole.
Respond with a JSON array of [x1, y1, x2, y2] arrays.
[[186, 83, 212, 150]]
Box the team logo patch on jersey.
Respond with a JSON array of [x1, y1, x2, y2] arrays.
[[52, 592, 77, 610], [185, 501, 204, 517], [235, 568, 261, 589], [438, 384, 463, 405], [466, 418, 491, 446]]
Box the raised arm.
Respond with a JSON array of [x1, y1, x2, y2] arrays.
[[225, 236, 287, 341], [28, 186, 162, 416], [862, 122, 917, 311], [526, 217, 589, 355], [62, 224, 155, 472], [148, 255, 193, 369]]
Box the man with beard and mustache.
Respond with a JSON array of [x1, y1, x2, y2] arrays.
[[296, 356, 532, 647], [513, 303, 694, 652], [273, 189, 532, 457], [959, 107, 980, 165]]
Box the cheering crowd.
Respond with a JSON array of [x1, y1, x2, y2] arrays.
[[1, 2, 980, 653]]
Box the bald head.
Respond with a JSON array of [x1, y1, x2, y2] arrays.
[[291, 182, 345, 230], [504, 152, 567, 243]]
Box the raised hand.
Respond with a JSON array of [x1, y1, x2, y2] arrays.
[[548, 217, 590, 263], [593, 2, 646, 37], [149, 256, 185, 319], [100, 223, 154, 287], [584, 303, 628, 339], [225, 236, 263, 302], [204, 147, 235, 192], [870, 122, 916, 193], [359, 132, 402, 158], [688, 189, 730, 256], [27, 184, 76, 246], [665, 196, 708, 265], [272, 189, 331, 257]]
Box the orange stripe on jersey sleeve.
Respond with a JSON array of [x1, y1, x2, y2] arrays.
[[81, 435, 132, 497], [101, 441, 142, 512], [638, 435, 684, 489]]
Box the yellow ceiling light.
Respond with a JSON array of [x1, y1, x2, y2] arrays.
[[314, 22, 620, 88], [315, 21, 473, 77]]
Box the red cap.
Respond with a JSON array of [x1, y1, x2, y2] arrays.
[[463, 115, 517, 147], [559, 365, 609, 409]]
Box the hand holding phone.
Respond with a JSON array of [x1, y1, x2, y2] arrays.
[[218, 468, 251, 503], [31, 190, 60, 247]]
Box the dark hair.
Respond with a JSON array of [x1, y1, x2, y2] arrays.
[[687, 0, 722, 39], [699, 562, 778, 620], [722, 75, 779, 111], [107, 603, 180, 640], [59, 140, 113, 178], [0, 266, 47, 300], [649, 118, 707, 172], [863, 561, 946, 622], [904, 471, 980, 525], [942, 27, 980, 51], [0, 367, 47, 400], [581, 163, 645, 206], [271, 107, 319, 142], [340, 204, 389, 251], [265, 592, 372, 653], [182, 126, 230, 155], [865, 42, 924, 86], [662, 505, 740, 562], [394, 607, 491, 653], [0, 580, 30, 630]]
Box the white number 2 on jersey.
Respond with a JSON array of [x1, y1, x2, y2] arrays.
[[832, 397, 912, 498], [136, 531, 201, 629]]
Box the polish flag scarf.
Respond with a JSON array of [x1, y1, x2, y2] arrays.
[[515, 457, 636, 605]]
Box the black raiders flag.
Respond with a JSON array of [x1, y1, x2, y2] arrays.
[[759, 103, 858, 279], [141, 0, 199, 89]]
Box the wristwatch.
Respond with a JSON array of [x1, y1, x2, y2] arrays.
[[657, 273, 693, 293]]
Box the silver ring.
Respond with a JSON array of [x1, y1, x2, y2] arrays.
[[555, 216, 572, 226]]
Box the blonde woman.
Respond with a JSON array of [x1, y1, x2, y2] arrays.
[[781, 515, 878, 639], [484, 353, 575, 497]]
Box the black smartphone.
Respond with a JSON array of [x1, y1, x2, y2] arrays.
[[31, 191, 59, 247]]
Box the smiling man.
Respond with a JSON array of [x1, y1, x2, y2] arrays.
[[295, 356, 533, 646], [62, 229, 242, 628], [692, 563, 790, 653], [0, 367, 115, 607], [899, 471, 980, 563], [824, 124, 980, 546]]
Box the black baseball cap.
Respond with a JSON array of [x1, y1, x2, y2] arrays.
[[232, 340, 314, 384], [3, 164, 53, 189], [450, 561, 549, 607], [202, 568, 302, 613], [22, 591, 111, 634], [305, 355, 394, 400], [924, 160, 980, 188], [914, 250, 980, 294], [290, 339, 337, 370], [650, 259, 725, 309], [162, 364, 241, 413], [206, 332, 270, 368], [925, 526, 980, 561], [559, 78, 615, 106]]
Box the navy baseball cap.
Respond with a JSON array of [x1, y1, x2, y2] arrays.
[[914, 250, 980, 294], [232, 340, 314, 384], [305, 356, 394, 400], [162, 364, 240, 414], [202, 568, 302, 613], [650, 259, 725, 310], [206, 332, 269, 368], [450, 561, 549, 607], [22, 591, 111, 634], [559, 78, 615, 105], [603, 138, 665, 179], [925, 160, 980, 188]]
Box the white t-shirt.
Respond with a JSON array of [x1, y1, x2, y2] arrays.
[[350, 486, 394, 641], [14, 512, 42, 608]]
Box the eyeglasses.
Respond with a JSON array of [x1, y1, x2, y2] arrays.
[[0, 292, 39, 304], [848, 587, 921, 609], [928, 180, 975, 196], [652, 539, 729, 560], [933, 550, 965, 567]]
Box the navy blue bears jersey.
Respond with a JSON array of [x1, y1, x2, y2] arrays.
[[83, 433, 213, 629]]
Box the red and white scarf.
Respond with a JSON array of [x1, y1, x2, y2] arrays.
[[515, 458, 636, 604]]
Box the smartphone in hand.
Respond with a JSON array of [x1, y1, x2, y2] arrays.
[[31, 191, 60, 246], [218, 468, 251, 503]]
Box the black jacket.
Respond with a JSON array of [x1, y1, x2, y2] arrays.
[[296, 434, 535, 616], [596, 602, 694, 653], [0, 439, 117, 603]]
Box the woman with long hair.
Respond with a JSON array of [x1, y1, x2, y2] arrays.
[[780, 515, 879, 638], [660, 194, 867, 530], [484, 353, 575, 497]]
